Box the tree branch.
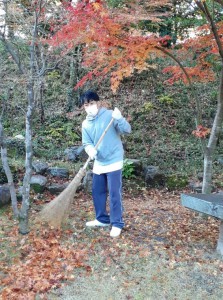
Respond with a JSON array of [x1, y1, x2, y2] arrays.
[[214, 0, 223, 7], [156, 46, 192, 85], [156, 45, 204, 146], [200, 1, 223, 58], [38, 59, 63, 77], [195, 1, 206, 15], [0, 35, 25, 74]]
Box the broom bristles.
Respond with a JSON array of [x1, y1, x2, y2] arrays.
[[36, 168, 86, 228]]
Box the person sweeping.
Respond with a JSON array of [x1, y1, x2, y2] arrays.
[[80, 90, 131, 238]]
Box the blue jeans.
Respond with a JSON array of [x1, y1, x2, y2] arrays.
[[92, 169, 124, 229]]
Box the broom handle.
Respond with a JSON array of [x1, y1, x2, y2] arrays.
[[83, 118, 114, 170]]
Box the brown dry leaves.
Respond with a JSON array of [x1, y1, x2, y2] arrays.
[[0, 187, 222, 299], [0, 226, 89, 299]]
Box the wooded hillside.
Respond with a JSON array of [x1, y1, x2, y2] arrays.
[[1, 1, 223, 298]]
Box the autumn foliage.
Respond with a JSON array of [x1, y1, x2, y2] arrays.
[[162, 22, 220, 85], [49, 0, 171, 92], [1, 227, 89, 299], [48, 0, 223, 149], [49, 0, 223, 92], [1, 188, 223, 298], [192, 125, 211, 138]]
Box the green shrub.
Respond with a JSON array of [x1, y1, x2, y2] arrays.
[[47, 70, 60, 80], [158, 94, 174, 105], [166, 174, 189, 190], [123, 159, 136, 179], [43, 121, 80, 144], [142, 101, 155, 113]]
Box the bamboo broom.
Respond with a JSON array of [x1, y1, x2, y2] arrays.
[[36, 118, 114, 228]]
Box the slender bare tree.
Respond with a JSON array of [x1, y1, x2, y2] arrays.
[[0, 0, 65, 233]]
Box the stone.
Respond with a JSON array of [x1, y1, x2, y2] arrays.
[[64, 146, 86, 161], [47, 167, 69, 178], [144, 165, 165, 187], [217, 156, 223, 165], [14, 134, 25, 140], [47, 183, 69, 195], [0, 185, 11, 207], [0, 167, 8, 184], [189, 181, 202, 193], [83, 170, 93, 193], [32, 160, 49, 175], [30, 175, 47, 193]]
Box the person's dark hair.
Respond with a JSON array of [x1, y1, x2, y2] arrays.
[[80, 90, 100, 106]]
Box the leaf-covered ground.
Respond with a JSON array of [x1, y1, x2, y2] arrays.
[[1, 185, 223, 299]]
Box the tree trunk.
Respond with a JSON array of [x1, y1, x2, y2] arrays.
[[18, 13, 37, 233], [40, 80, 45, 124], [19, 84, 34, 234], [202, 66, 223, 193], [0, 122, 19, 218], [66, 57, 75, 112], [1, 0, 54, 233], [66, 47, 82, 111]]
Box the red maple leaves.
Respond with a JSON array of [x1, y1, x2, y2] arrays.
[[1, 228, 89, 299], [47, 0, 171, 92], [44, 0, 223, 92], [192, 125, 211, 138]]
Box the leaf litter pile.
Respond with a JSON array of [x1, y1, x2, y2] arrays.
[[1, 186, 223, 299]]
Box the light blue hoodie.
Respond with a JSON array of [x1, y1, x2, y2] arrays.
[[82, 107, 131, 166]]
